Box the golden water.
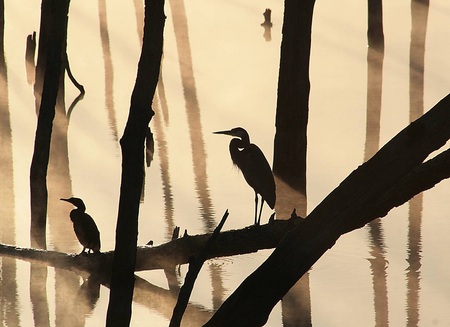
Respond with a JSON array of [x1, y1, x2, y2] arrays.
[[2, 0, 450, 325]]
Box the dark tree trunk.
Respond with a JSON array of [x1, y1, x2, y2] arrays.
[[205, 93, 450, 326], [29, 0, 70, 249], [273, 0, 315, 194], [367, 0, 384, 49], [272, 0, 315, 325], [105, 0, 165, 325]]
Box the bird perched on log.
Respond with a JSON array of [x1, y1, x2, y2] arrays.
[[61, 197, 101, 254], [214, 127, 276, 225]]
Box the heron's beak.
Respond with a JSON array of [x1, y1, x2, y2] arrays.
[[60, 198, 71, 203], [213, 129, 233, 136]]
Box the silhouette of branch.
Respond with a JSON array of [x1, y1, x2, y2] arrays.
[[64, 51, 85, 95], [0, 217, 300, 273]]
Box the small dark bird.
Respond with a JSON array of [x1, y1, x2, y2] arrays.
[[214, 127, 276, 225], [61, 197, 101, 254]]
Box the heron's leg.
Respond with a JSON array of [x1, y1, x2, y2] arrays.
[[254, 192, 258, 225], [257, 197, 264, 225]]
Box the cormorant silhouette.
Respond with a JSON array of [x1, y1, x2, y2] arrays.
[[61, 197, 101, 254]]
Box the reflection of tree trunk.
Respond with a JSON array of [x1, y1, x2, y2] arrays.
[[365, 2, 389, 326], [168, 0, 215, 232], [133, 0, 144, 45], [26, 32, 37, 85], [368, 219, 389, 327], [106, 0, 165, 324], [0, 4, 20, 324], [407, 1, 428, 325], [29, 265, 50, 327], [272, 0, 314, 324], [168, 0, 225, 307], [406, 194, 422, 327], [98, 0, 119, 142], [409, 0, 428, 123], [152, 94, 175, 238]]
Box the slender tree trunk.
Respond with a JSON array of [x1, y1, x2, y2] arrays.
[[273, 0, 315, 193], [29, 0, 70, 249], [272, 0, 315, 325], [105, 0, 165, 325]]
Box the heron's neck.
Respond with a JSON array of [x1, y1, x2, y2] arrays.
[[229, 138, 249, 165]]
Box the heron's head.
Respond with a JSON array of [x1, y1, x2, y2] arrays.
[[61, 197, 86, 211], [213, 127, 249, 140]]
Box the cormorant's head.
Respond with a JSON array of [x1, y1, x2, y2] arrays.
[[213, 127, 249, 141], [61, 197, 86, 211]]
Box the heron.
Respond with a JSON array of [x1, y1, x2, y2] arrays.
[[61, 197, 101, 254], [214, 127, 276, 225]]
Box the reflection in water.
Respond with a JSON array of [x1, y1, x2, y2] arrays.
[[409, 0, 428, 123], [25, 31, 36, 85], [168, 0, 225, 313], [152, 93, 176, 238], [364, 2, 389, 326], [407, 195, 422, 327], [168, 0, 215, 231], [133, 0, 144, 45], [0, 6, 20, 324], [406, 1, 428, 325], [98, 0, 119, 142], [76, 274, 101, 318], [30, 265, 50, 327], [261, 9, 273, 42], [133, 275, 212, 326]]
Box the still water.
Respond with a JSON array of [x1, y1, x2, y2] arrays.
[[2, 0, 450, 326]]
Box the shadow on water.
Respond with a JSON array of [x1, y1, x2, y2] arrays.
[[0, 2, 20, 325]]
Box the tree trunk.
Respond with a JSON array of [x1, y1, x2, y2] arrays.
[[105, 0, 165, 325], [273, 0, 315, 193], [29, 0, 70, 249]]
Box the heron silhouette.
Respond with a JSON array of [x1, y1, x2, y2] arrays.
[[61, 197, 101, 254], [214, 127, 276, 225]]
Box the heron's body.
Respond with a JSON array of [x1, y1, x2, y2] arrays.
[[61, 197, 101, 254], [214, 127, 276, 224]]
